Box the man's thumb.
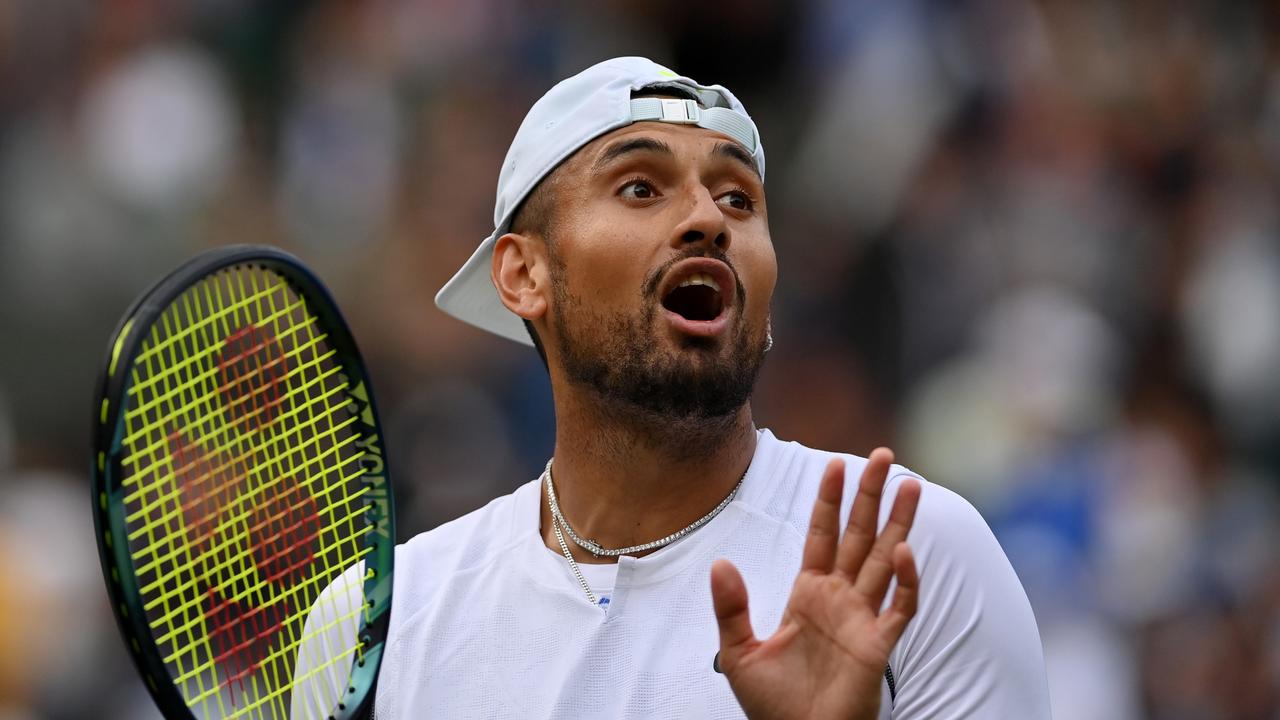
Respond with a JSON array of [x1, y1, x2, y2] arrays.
[[711, 558, 757, 671]]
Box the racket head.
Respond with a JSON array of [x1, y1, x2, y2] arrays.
[[91, 245, 394, 719]]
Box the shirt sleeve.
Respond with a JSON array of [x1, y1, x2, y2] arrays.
[[884, 475, 1052, 719], [289, 560, 366, 720]]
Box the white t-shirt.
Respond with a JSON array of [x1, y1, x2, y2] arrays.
[[297, 429, 1051, 718]]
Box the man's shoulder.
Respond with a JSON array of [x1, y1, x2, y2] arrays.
[[394, 478, 539, 581], [756, 430, 987, 540]]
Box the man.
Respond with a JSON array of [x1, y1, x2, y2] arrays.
[[378, 57, 1048, 718]]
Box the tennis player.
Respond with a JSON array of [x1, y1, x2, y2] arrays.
[[357, 57, 1048, 718]]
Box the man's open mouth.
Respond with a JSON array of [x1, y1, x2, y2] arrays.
[[662, 272, 724, 321], [657, 259, 736, 336]]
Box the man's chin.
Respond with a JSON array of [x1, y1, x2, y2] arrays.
[[554, 303, 767, 423]]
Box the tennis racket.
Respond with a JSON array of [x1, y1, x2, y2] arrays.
[[91, 245, 394, 719]]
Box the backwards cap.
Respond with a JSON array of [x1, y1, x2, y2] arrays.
[[434, 56, 765, 345]]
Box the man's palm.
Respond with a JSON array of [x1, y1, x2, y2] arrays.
[[711, 450, 921, 720]]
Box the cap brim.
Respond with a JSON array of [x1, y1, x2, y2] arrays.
[[434, 232, 535, 346]]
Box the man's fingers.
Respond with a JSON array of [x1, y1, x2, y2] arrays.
[[852, 478, 921, 607], [710, 559, 758, 670], [799, 458, 846, 574], [834, 447, 894, 579], [877, 542, 919, 643]]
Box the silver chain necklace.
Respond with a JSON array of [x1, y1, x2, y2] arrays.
[[541, 458, 745, 606]]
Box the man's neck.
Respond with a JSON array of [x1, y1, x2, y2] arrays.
[[540, 389, 758, 564]]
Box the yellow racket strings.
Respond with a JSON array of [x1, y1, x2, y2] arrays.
[[117, 266, 374, 719]]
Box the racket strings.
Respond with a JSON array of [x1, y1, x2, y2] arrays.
[[148, 493, 373, 646], [125, 383, 359, 560], [119, 313, 331, 456], [117, 265, 376, 719]]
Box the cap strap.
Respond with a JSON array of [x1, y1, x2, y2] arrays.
[[629, 98, 758, 155]]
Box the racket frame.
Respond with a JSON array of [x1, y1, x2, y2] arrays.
[[90, 245, 394, 719]]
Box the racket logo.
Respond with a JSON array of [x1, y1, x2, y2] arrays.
[[249, 478, 321, 586], [346, 377, 392, 540], [167, 321, 325, 705], [217, 324, 289, 434]]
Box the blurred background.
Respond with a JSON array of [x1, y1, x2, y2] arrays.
[[1, 0, 1278, 717]]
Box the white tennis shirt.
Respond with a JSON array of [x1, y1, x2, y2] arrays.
[[296, 429, 1051, 718]]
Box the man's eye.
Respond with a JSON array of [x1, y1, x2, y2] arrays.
[[719, 191, 753, 211], [620, 180, 656, 199]]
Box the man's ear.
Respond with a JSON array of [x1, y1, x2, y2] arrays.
[[492, 232, 549, 322]]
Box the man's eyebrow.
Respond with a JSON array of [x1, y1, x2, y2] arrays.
[[712, 141, 761, 181], [591, 137, 675, 176], [590, 135, 761, 182]]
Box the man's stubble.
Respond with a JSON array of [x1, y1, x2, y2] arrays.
[[548, 246, 769, 454]]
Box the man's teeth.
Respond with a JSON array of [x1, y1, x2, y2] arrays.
[[677, 272, 721, 292]]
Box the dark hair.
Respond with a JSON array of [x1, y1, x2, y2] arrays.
[[512, 82, 704, 369]]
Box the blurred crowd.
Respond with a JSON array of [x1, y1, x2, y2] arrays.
[[1, 0, 1279, 718]]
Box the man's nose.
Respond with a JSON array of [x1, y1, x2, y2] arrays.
[[673, 186, 729, 251]]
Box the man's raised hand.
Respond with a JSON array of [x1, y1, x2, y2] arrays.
[[710, 449, 922, 720]]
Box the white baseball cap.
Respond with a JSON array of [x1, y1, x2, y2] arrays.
[[434, 56, 766, 346]]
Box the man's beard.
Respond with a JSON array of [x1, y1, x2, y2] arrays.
[[550, 249, 769, 429]]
